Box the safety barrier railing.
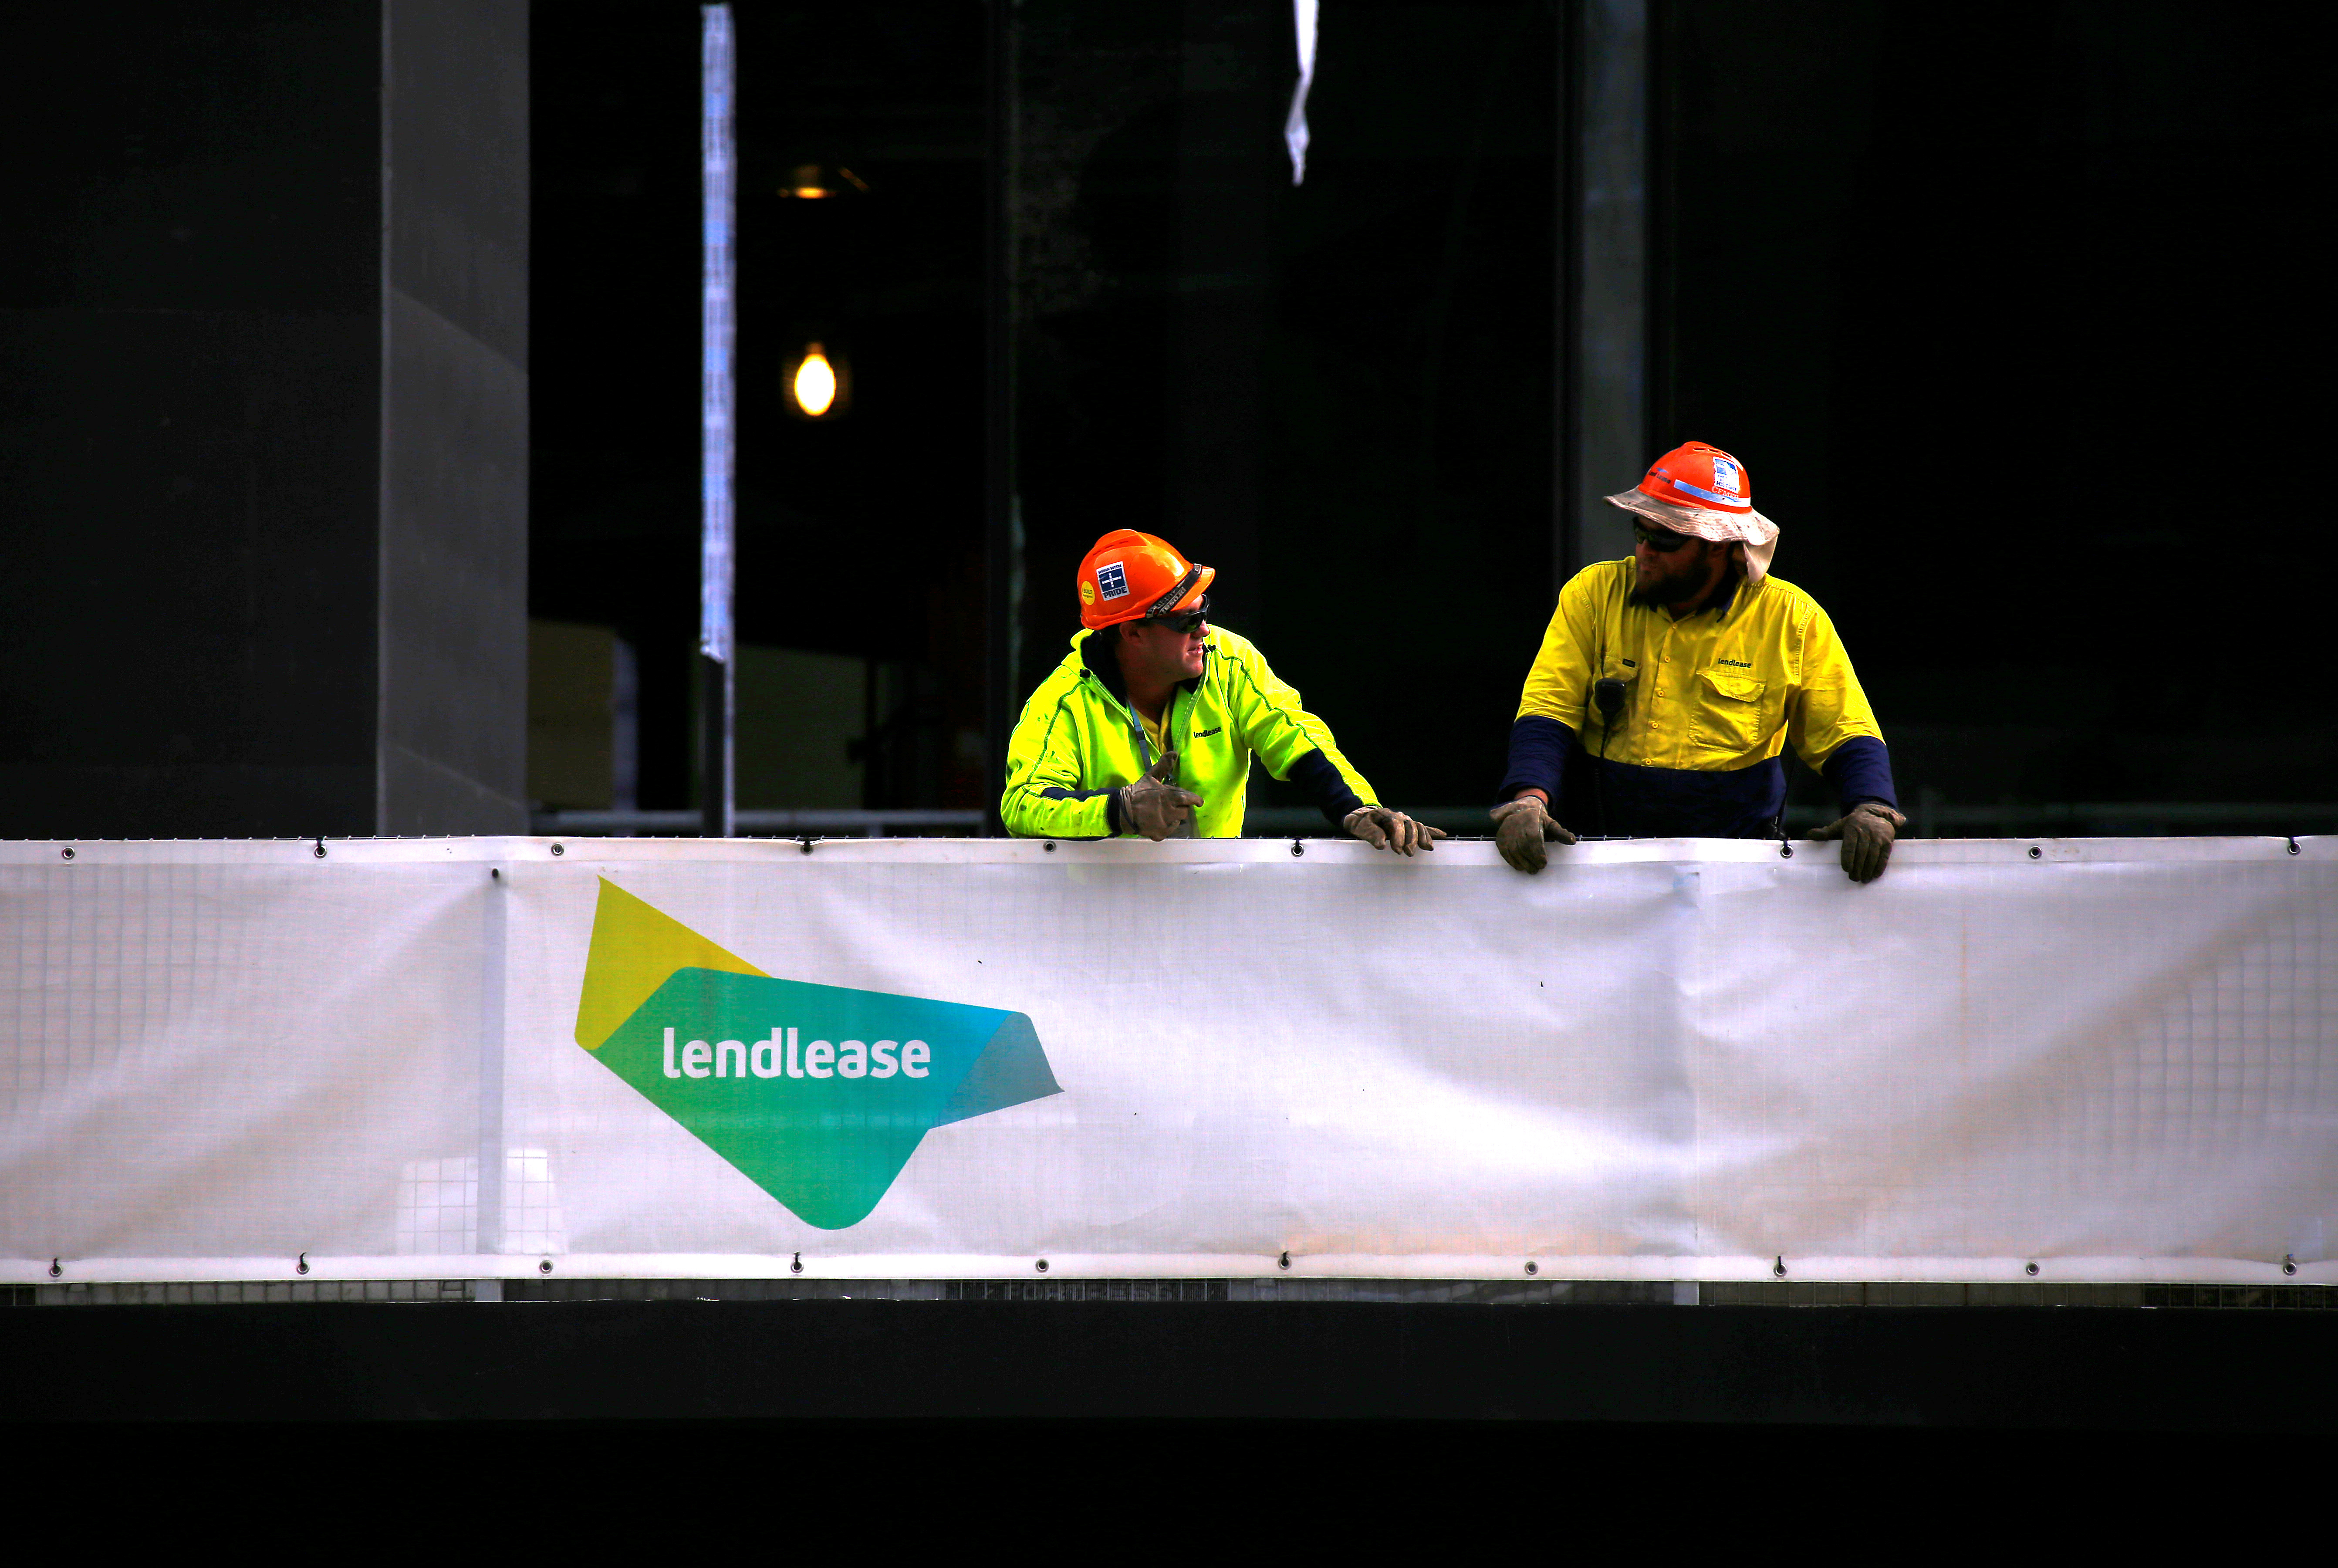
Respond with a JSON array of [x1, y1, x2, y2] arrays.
[[536, 803, 2338, 841], [3, 834, 2329, 1292]]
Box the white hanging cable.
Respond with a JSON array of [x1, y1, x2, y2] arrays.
[[1285, 0, 1318, 186], [699, 4, 736, 665]]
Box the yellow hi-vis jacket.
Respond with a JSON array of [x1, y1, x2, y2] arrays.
[[1002, 626, 1379, 839], [1498, 559, 1895, 837]]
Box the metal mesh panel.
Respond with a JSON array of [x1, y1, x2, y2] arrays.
[[9, 1277, 2335, 1308]]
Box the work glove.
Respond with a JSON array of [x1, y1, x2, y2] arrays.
[[1806, 801, 1906, 884], [1488, 795, 1575, 874], [1117, 750, 1204, 842], [1343, 806, 1449, 856]]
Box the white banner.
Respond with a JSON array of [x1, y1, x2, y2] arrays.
[[1, 835, 2331, 1284]]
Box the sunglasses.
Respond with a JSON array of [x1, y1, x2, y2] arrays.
[[1632, 521, 1696, 553], [1147, 600, 1210, 635]]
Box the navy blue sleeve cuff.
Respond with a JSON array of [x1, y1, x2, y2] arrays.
[[1287, 749, 1367, 826], [1821, 736, 1898, 812], [1497, 716, 1574, 804], [1036, 784, 1121, 838]]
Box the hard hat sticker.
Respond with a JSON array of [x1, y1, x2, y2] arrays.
[[1711, 456, 1741, 494], [1079, 580, 1095, 605], [1096, 562, 1130, 600]]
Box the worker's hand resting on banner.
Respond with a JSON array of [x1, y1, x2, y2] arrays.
[[1806, 801, 1906, 883], [1489, 794, 1575, 873], [1117, 750, 1204, 841], [1342, 806, 1447, 856]]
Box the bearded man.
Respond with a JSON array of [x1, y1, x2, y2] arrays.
[[1490, 442, 1905, 882]]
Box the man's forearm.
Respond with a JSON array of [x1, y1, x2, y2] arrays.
[[1820, 735, 1897, 811], [1496, 715, 1574, 804]]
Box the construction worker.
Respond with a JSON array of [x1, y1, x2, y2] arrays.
[[1492, 442, 1904, 882], [1003, 529, 1443, 852]]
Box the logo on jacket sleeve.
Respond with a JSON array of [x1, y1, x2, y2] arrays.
[[573, 879, 1061, 1230], [1095, 562, 1129, 600]]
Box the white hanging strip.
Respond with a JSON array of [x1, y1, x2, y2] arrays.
[[1285, 0, 1318, 186]]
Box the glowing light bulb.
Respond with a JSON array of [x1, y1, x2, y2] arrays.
[[792, 345, 838, 417]]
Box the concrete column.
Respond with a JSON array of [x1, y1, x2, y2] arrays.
[[378, 0, 530, 834], [0, 0, 527, 838], [1561, 0, 1648, 586]]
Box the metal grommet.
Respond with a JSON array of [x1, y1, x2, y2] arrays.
[[2284, 1255, 2299, 1276], [799, 838, 815, 855], [2288, 839, 2302, 856], [49, 1258, 61, 1278], [550, 842, 564, 857], [1291, 841, 1305, 857], [313, 841, 328, 858], [1044, 840, 1056, 852], [538, 1259, 554, 1274], [791, 1253, 804, 1275], [2027, 846, 2043, 860], [2025, 1261, 2040, 1277], [1034, 1258, 1049, 1274], [1773, 1256, 1788, 1278], [1779, 844, 1794, 859], [1277, 1250, 1291, 1271], [1524, 1261, 1539, 1277], [296, 1252, 310, 1275], [59, 847, 74, 861], [490, 868, 500, 879]]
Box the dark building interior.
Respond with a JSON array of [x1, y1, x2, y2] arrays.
[[1, 0, 2327, 838]]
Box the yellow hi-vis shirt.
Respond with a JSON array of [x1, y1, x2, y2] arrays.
[[1002, 625, 1379, 839], [1502, 560, 1892, 836]]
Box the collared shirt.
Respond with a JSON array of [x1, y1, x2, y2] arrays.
[[1499, 559, 1895, 836]]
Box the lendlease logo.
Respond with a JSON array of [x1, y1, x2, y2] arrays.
[[574, 879, 1061, 1229]]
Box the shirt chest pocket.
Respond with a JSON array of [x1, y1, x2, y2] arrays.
[[1691, 668, 1772, 753]]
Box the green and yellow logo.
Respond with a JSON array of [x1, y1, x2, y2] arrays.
[[574, 878, 1061, 1229]]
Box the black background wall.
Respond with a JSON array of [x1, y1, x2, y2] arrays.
[[534, 0, 2331, 826], [1656, 0, 2333, 814]]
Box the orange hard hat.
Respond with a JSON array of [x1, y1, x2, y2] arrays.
[[1635, 441, 1753, 514], [1603, 440, 1780, 581], [1074, 529, 1215, 631]]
